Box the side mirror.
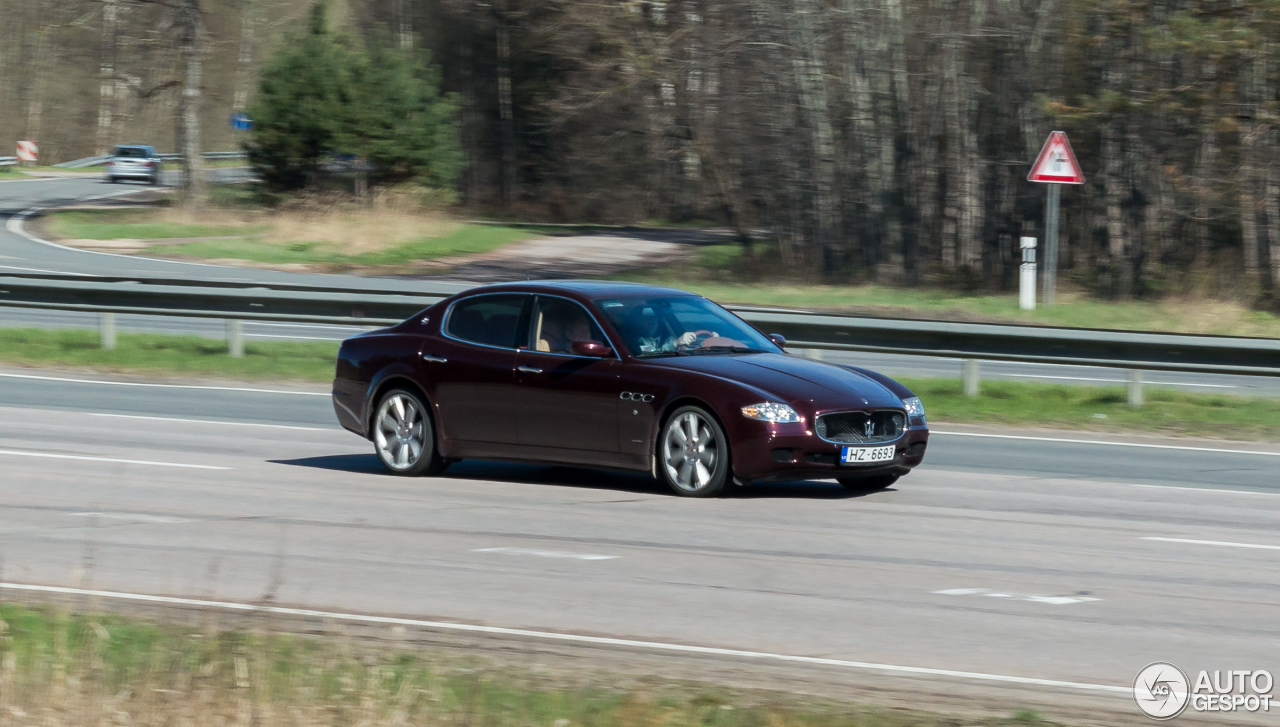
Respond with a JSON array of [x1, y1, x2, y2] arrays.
[[768, 333, 787, 348], [571, 340, 614, 358]]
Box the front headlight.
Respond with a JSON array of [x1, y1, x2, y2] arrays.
[[741, 402, 801, 423], [903, 396, 926, 422]]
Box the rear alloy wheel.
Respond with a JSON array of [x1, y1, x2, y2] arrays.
[[373, 389, 446, 476], [659, 406, 729, 497], [837, 474, 899, 492]]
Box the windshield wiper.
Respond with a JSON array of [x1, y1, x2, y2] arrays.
[[637, 350, 684, 358]]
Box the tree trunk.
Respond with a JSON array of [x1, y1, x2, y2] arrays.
[[394, 0, 413, 49], [233, 0, 259, 112], [790, 0, 841, 274], [495, 0, 516, 209], [177, 0, 207, 212], [96, 0, 121, 156]]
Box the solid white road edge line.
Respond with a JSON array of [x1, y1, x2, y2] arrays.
[[0, 372, 329, 396], [0, 581, 1129, 694], [1141, 536, 1280, 551], [5, 191, 245, 270], [0, 449, 230, 470], [931, 430, 1280, 457], [85, 412, 333, 431]]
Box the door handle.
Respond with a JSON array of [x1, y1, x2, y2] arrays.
[[422, 354, 448, 363], [518, 366, 543, 374]]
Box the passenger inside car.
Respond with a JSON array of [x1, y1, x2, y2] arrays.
[[536, 301, 598, 354]]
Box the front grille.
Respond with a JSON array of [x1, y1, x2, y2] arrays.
[[815, 410, 905, 444]]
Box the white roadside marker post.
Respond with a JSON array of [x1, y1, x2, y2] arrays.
[[1128, 369, 1144, 408], [100, 312, 117, 350], [1027, 131, 1085, 307], [963, 359, 980, 397], [227, 319, 244, 358], [1019, 237, 1037, 311]]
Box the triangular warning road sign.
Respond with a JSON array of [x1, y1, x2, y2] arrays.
[[1028, 131, 1084, 184]]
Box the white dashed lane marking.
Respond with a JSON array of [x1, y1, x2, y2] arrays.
[[472, 547, 619, 561], [933, 588, 1100, 605]]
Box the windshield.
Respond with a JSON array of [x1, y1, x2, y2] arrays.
[[114, 147, 149, 158], [596, 295, 778, 357]]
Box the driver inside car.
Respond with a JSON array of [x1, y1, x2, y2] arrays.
[[630, 307, 711, 353]]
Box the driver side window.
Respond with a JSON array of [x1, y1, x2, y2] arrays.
[[531, 297, 605, 355]]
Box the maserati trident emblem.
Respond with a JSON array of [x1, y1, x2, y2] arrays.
[[864, 420, 875, 438]]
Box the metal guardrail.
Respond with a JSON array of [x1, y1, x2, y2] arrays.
[[54, 151, 247, 169], [0, 157, 16, 168], [0, 273, 1277, 395]]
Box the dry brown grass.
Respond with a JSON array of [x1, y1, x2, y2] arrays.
[[158, 189, 463, 254]]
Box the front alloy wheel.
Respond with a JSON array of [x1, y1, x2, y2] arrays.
[[659, 406, 729, 497], [373, 389, 445, 476]]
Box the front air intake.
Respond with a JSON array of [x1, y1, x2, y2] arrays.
[[815, 411, 905, 444]]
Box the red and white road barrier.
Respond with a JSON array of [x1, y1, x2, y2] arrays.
[[15, 141, 38, 164]]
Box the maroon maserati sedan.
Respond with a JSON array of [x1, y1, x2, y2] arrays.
[[332, 281, 928, 497]]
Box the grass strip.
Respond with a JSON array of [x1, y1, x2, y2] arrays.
[[615, 249, 1280, 339], [46, 209, 256, 240], [163, 223, 537, 265], [0, 328, 337, 381], [899, 377, 1280, 440], [0, 602, 1060, 727], [0, 328, 1274, 439]]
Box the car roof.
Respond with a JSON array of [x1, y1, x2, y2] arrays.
[[461, 280, 699, 300], [114, 145, 154, 151]]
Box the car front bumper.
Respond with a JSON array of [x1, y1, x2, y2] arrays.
[[729, 418, 929, 483]]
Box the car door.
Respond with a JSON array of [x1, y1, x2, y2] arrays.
[[426, 293, 530, 445], [514, 296, 620, 452]]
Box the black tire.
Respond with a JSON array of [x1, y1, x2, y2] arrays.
[[658, 405, 730, 497], [372, 388, 448, 476], [106, 176, 117, 184], [837, 474, 899, 492]]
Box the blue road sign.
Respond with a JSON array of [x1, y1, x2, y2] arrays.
[[230, 112, 252, 131]]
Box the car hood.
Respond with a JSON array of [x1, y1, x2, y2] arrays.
[[652, 353, 903, 410]]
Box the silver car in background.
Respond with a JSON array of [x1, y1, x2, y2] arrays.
[[105, 145, 161, 185]]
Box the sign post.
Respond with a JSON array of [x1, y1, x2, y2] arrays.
[[1027, 131, 1084, 306]]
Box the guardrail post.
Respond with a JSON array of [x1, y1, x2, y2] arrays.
[[100, 312, 116, 350], [1128, 369, 1144, 408], [227, 319, 245, 358], [963, 359, 980, 397]]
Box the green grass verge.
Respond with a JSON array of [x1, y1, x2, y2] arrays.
[[43, 208, 538, 265], [47, 209, 260, 240], [0, 602, 1061, 727], [162, 223, 537, 265], [617, 246, 1280, 339], [900, 377, 1280, 440], [0, 328, 337, 381], [0, 327, 1276, 439]]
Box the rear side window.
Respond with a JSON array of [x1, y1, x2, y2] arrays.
[[445, 294, 527, 348], [115, 147, 148, 158]]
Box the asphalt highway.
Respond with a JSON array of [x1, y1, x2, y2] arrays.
[[0, 390, 1277, 723]]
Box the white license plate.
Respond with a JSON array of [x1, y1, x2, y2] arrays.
[[840, 445, 895, 465]]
